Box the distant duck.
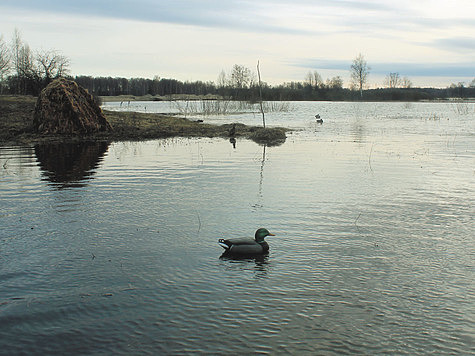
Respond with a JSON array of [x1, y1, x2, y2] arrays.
[[229, 123, 236, 137], [218, 228, 275, 255], [315, 114, 323, 123]]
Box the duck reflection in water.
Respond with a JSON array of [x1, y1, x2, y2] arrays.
[[228, 123, 236, 137], [219, 253, 270, 278], [35, 141, 109, 189], [229, 123, 237, 148]]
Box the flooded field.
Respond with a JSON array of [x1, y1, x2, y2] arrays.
[[1, 101, 474, 354]]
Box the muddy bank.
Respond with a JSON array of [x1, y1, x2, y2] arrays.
[[0, 96, 288, 146]]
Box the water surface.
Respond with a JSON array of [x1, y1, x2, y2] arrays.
[[1, 101, 474, 354]]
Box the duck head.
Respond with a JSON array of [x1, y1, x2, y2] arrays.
[[254, 228, 275, 243]]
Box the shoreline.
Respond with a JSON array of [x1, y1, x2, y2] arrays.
[[99, 94, 475, 103], [0, 95, 288, 146]]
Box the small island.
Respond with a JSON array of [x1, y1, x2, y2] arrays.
[[0, 82, 288, 147]]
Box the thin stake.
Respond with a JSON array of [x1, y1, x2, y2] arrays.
[[257, 60, 265, 128]]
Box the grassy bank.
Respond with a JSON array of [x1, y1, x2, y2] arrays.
[[0, 96, 287, 146]]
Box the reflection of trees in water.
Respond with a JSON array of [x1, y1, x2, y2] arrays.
[[351, 118, 365, 144], [35, 141, 109, 189], [350, 103, 368, 144]]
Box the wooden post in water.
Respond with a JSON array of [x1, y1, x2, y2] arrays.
[[257, 60, 265, 128]]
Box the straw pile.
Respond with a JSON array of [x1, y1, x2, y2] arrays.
[[33, 78, 112, 134]]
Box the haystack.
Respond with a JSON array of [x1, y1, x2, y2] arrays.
[[33, 78, 112, 134]]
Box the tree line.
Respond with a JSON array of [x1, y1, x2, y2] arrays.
[[1, 31, 474, 100]]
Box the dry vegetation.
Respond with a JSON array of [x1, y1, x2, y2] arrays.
[[0, 96, 287, 146]]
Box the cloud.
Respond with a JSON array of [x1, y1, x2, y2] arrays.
[[2, 0, 474, 48], [4, 0, 470, 36], [371, 63, 474, 77], [2, 0, 473, 86], [2, 0, 312, 34], [292, 58, 475, 77], [433, 37, 475, 53]]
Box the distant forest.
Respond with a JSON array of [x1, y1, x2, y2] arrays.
[[3, 72, 474, 101], [72, 75, 475, 102]]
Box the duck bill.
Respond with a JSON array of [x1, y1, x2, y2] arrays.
[[268, 233, 275, 236]]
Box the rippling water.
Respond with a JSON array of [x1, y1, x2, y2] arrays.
[[1, 102, 474, 354]]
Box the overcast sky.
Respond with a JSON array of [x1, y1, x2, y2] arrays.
[[1, 0, 474, 87]]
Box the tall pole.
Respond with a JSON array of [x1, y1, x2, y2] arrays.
[[257, 60, 265, 128]]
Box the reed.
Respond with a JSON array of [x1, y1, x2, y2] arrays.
[[173, 99, 292, 117], [452, 100, 474, 115]]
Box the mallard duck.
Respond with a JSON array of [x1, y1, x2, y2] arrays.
[[218, 228, 275, 255]]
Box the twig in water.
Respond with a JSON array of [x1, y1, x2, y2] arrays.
[[196, 211, 202, 233], [368, 143, 374, 172], [354, 213, 362, 232]]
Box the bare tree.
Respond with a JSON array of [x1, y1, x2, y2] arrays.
[[326, 76, 343, 89], [305, 71, 315, 87], [385, 72, 401, 88], [11, 29, 36, 79], [17, 43, 37, 92], [10, 29, 38, 93], [217, 70, 227, 88], [230, 64, 252, 89], [9, 29, 71, 94], [0, 34, 10, 76], [0, 34, 10, 94], [305, 70, 323, 89], [401, 76, 412, 88], [36, 49, 70, 84], [313, 71, 323, 88], [350, 53, 370, 98], [11, 28, 22, 77]]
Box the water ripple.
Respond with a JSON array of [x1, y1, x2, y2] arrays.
[[1, 103, 474, 354]]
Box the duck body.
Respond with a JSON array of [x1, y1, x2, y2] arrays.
[[218, 237, 269, 255], [218, 228, 275, 255]]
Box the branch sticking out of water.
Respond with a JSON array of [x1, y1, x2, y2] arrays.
[[368, 143, 374, 172], [354, 213, 362, 232], [196, 210, 202, 233]]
